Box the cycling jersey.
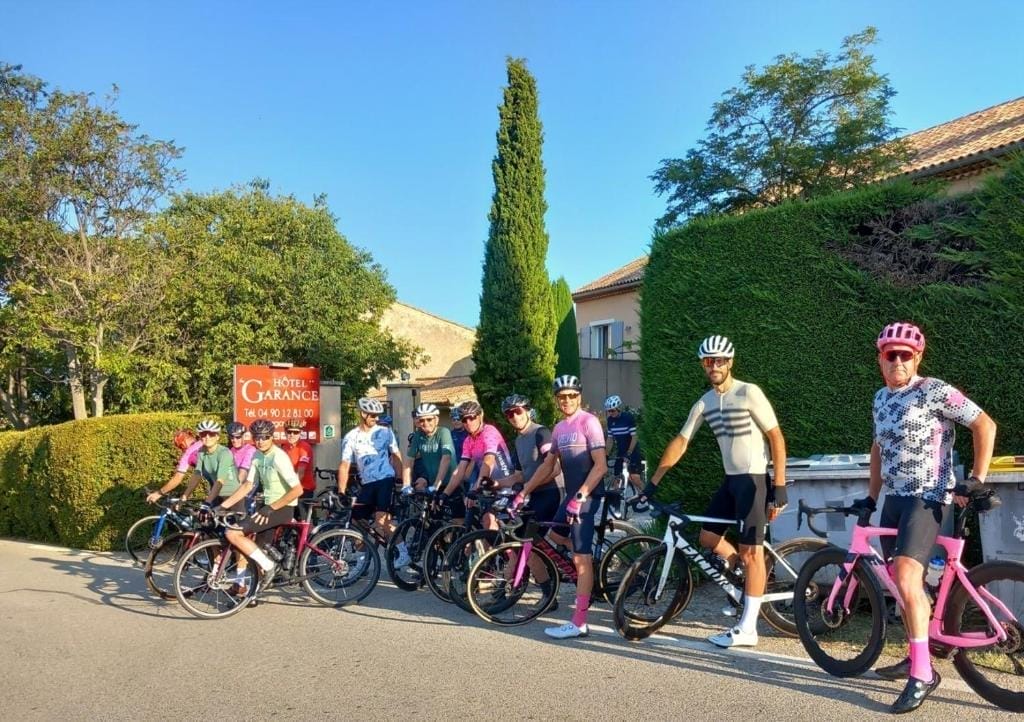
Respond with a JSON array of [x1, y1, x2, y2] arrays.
[[230, 442, 257, 473], [282, 438, 315, 492], [460, 423, 512, 480], [607, 411, 640, 457], [678, 380, 779, 475], [873, 375, 982, 504], [175, 440, 203, 474], [341, 425, 400, 484], [408, 426, 456, 486], [552, 409, 606, 497], [451, 427, 468, 459], [512, 423, 553, 486], [197, 445, 240, 496], [250, 446, 301, 506]]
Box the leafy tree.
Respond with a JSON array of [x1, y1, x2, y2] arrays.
[[0, 63, 183, 424], [135, 181, 422, 413], [472, 58, 557, 425], [551, 276, 580, 378], [651, 27, 912, 227]]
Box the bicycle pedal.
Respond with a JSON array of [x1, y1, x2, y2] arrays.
[[928, 640, 955, 659]]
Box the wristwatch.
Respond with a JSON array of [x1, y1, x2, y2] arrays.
[[575, 492, 588, 502]]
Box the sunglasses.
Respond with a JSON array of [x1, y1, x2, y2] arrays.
[[701, 357, 730, 368], [229, 434, 244, 440], [504, 407, 527, 419], [461, 414, 479, 422], [253, 434, 274, 442], [286, 429, 301, 434], [199, 431, 219, 438], [556, 393, 580, 401], [884, 349, 916, 363], [363, 413, 379, 419]]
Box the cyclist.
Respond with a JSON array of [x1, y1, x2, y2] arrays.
[[504, 394, 561, 527], [642, 335, 788, 649], [180, 419, 244, 510], [338, 397, 413, 567], [521, 375, 607, 640], [604, 395, 646, 508], [406, 403, 456, 493], [450, 405, 468, 459], [441, 400, 514, 510], [146, 428, 201, 504], [219, 419, 303, 589], [853, 322, 996, 713], [281, 418, 315, 503], [226, 421, 256, 487]]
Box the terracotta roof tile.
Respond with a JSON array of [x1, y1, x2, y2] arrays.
[[572, 255, 648, 298], [896, 96, 1024, 177], [368, 376, 476, 406]]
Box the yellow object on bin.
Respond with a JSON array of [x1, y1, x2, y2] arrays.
[[989, 455, 1024, 472]]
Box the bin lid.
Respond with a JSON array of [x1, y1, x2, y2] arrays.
[[786, 453, 870, 470], [990, 455, 1024, 472]]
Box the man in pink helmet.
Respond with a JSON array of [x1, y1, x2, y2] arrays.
[[855, 321, 996, 713]]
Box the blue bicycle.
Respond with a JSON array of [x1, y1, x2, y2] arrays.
[[126, 493, 198, 564]]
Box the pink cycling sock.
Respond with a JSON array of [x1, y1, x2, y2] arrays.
[[572, 595, 590, 628], [909, 638, 932, 682]]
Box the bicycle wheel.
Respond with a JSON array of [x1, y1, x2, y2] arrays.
[[793, 546, 886, 677], [613, 544, 693, 641], [144, 531, 197, 599], [423, 523, 464, 603], [597, 534, 661, 604], [125, 515, 182, 564], [467, 543, 559, 626], [759, 537, 829, 637], [944, 560, 1024, 712], [173, 538, 257, 619], [385, 518, 427, 591], [445, 529, 501, 613], [301, 528, 380, 606]]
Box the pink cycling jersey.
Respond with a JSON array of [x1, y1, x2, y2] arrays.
[[459, 423, 512, 480], [175, 440, 203, 474], [230, 442, 257, 471]]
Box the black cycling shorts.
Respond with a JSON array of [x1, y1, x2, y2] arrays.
[[353, 477, 396, 518], [701, 473, 768, 546], [878, 494, 946, 565], [552, 496, 599, 555], [239, 506, 295, 547], [526, 484, 561, 524], [613, 450, 644, 476]]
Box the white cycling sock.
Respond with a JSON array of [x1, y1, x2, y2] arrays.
[[397, 542, 410, 556], [738, 595, 763, 634], [250, 549, 275, 572]]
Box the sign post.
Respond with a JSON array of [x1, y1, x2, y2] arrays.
[[233, 364, 322, 443]]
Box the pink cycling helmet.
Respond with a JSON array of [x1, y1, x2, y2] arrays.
[[876, 322, 926, 353]]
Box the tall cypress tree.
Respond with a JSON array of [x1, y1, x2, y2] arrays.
[[472, 58, 556, 425], [551, 276, 581, 378]]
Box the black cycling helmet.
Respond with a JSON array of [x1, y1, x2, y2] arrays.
[[250, 419, 275, 439], [501, 394, 531, 413], [226, 421, 246, 438], [457, 400, 483, 418]]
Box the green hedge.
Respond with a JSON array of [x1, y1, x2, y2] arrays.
[[0, 412, 222, 550], [641, 163, 1024, 510]]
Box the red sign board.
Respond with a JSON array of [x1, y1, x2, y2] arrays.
[[233, 365, 321, 443]]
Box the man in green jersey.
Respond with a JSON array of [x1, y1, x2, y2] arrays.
[[406, 403, 456, 492]]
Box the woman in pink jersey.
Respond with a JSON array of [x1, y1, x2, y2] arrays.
[[147, 428, 203, 504]]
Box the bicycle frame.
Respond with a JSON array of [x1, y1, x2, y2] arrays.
[[828, 524, 1013, 649], [512, 534, 577, 587]]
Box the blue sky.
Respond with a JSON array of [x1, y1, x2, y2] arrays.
[[4, 1, 1022, 327]]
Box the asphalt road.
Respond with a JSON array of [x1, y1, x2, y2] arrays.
[[0, 538, 1011, 721]]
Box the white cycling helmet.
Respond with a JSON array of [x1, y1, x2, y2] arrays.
[[604, 395, 623, 411], [552, 374, 582, 393], [196, 419, 221, 434], [697, 335, 735, 359], [414, 403, 440, 418], [357, 397, 385, 414]]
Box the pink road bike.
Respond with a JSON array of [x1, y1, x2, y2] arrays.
[[793, 484, 1023, 712]]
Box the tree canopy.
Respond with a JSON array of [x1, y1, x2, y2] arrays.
[[551, 276, 580, 378], [651, 27, 911, 228]]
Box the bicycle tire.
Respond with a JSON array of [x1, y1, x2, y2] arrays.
[[445, 529, 501, 614], [759, 536, 830, 637], [385, 518, 427, 591], [944, 560, 1024, 712], [423, 522, 465, 603], [467, 542, 560, 626], [173, 538, 257, 619], [144, 531, 196, 599], [793, 546, 886, 677], [597, 534, 661, 604], [613, 544, 693, 641], [301, 528, 380, 606], [125, 515, 182, 564]]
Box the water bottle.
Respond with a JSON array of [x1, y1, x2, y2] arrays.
[[925, 557, 945, 591], [263, 544, 284, 563], [281, 540, 296, 572]]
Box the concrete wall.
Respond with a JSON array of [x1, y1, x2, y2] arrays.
[[574, 290, 641, 360], [580, 358, 642, 412], [380, 302, 476, 379]]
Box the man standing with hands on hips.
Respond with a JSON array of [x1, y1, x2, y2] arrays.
[[642, 334, 788, 649]]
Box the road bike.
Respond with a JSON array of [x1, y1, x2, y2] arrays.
[[793, 484, 1024, 712], [126, 493, 198, 564], [613, 497, 827, 640], [172, 499, 378, 619]]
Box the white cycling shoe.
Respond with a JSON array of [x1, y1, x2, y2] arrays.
[[708, 626, 758, 648], [393, 551, 412, 568], [544, 622, 589, 639]]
